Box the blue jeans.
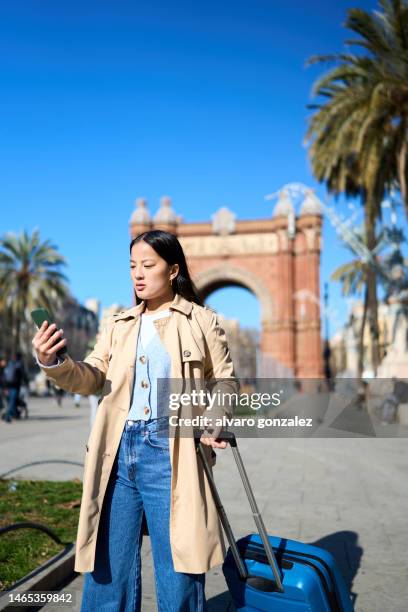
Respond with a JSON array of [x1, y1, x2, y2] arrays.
[[80, 416, 207, 611], [5, 388, 18, 421]]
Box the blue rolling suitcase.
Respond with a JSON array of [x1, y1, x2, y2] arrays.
[[194, 431, 354, 611]]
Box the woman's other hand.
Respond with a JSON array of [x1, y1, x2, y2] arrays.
[[199, 425, 228, 449]]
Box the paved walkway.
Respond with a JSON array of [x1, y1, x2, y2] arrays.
[[1, 396, 407, 611]]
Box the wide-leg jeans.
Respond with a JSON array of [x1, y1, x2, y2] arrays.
[[80, 416, 207, 611]]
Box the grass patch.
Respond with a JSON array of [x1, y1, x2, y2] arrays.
[[0, 479, 82, 591]]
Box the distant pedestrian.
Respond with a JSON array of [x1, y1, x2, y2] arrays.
[[45, 379, 52, 397], [381, 378, 408, 424], [356, 380, 368, 411], [74, 393, 82, 408], [53, 383, 65, 407], [2, 352, 28, 423]]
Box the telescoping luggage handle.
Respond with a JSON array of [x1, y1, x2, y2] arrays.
[[194, 430, 284, 593]]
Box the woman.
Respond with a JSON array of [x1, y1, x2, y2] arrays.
[[33, 230, 238, 612]]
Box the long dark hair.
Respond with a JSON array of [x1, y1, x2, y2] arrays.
[[129, 230, 203, 306]]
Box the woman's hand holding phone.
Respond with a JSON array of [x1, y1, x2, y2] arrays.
[[32, 321, 67, 366]]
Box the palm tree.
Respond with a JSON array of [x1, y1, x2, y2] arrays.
[[0, 229, 69, 355], [345, 0, 408, 216], [305, 0, 408, 373]]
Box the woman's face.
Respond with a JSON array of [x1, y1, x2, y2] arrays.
[[130, 240, 178, 301]]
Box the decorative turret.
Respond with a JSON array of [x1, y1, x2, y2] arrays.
[[300, 189, 322, 216], [153, 196, 179, 233], [129, 198, 152, 237], [212, 206, 236, 235], [273, 189, 295, 217]]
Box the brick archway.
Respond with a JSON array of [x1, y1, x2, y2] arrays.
[[130, 198, 323, 377], [194, 264, 274, 331]]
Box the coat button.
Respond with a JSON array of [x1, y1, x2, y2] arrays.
[[144, 406, 150, 415], [141, 380, 149, 389], [139, 355, 146, 364], [183, 350, 191, 357]]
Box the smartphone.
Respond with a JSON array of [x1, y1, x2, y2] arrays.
[[31, 308, 67, 356]]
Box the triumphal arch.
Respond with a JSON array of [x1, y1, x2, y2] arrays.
[[129, 191, 323, 377]]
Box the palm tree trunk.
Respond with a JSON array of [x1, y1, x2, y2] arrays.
[[15, 288, 29, 355], [5, 306, 14, 357], [364, 211, 380, 375], [14, 319, 21, 355], [358, 282, 368, 378], [8, 307, 16, 356]]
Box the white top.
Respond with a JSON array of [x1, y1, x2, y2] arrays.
[[139, 309, 170, 350]]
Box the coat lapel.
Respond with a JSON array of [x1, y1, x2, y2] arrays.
[[112, 303, 144, 396], [124, 317, 142, 395]]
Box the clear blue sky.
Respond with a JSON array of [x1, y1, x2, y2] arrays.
[[1, 0, 400, 335]]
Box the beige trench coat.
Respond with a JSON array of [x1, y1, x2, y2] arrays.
[[39, 293, 238, 574]]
